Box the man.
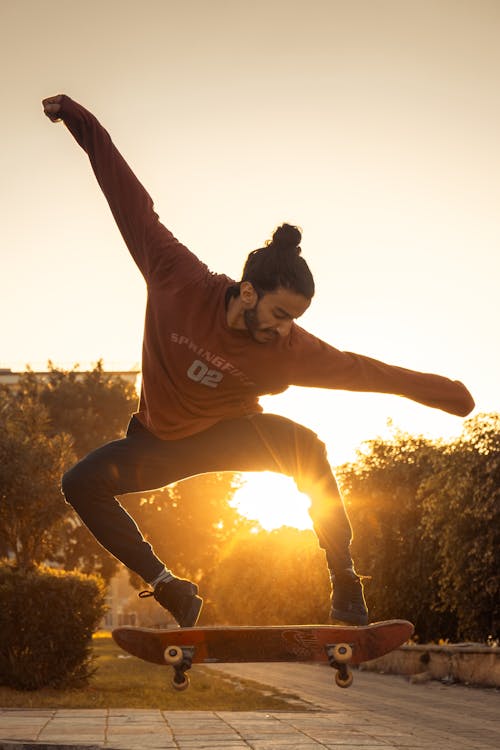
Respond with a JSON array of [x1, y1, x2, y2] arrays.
[[43, 94, 474, 628]]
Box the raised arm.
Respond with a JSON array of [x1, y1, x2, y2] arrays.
[[42, 95, 198, 282], [290, 328, 475, 417]]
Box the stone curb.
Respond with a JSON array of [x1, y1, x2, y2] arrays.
[[362, 644, 500, 687]]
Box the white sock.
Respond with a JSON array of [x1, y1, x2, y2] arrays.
[[150, 568, 174, 588]]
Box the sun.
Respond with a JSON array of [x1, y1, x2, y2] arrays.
[[231, 471, 313, 531]]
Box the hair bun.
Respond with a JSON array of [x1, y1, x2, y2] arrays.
[[271, 223, 302, 254]]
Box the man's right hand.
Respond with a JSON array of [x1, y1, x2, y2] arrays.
[[42, 95, 64, 122]]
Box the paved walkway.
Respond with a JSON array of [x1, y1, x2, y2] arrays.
[[0, 705, 492, 750], [0, 667, 498, 749]]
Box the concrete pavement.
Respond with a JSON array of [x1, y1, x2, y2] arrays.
[[0, 666, 499, 749]]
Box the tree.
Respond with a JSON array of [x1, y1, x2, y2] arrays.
[[19, 361, 139, 579], [337, 429, 451, 640], [1, 361, 138, 579], [56, 520, 121, 583], [123, 472, 249, 588], [336, 415, 500, 642], [207, 527, 331, 625], [0, 390, 74, 570], [420, 413, 500, 640], [18, 360, 138, 458]]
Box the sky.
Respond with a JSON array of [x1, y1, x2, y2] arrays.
[[1, 0, 499, 484]]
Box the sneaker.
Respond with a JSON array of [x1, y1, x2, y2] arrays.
[[330, 569, 369, 626], [139, 576, 203, 627]]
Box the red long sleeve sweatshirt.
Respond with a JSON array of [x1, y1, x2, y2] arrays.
[[58, 96, 475, 440]]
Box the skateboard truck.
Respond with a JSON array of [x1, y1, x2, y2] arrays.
[[163, 645, 194, 691], [164, 640, 356, 691], [326, 643, 354, 688]]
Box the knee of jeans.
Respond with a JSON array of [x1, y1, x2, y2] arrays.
[[61, 463, 88, 508], [295, 430, 332, 486]]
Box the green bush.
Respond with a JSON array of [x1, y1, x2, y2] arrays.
[[0, 563, 107, 690]]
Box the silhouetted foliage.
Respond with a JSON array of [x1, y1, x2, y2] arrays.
[[1, 362, 136, 578], [337, 430, 447, 639], [18, 360, 137, 458], [207, 527, 331, 625], [124, 472, 249, 588], [0, 390, 74, 570], [337, 414, 500, 642], [420, 413, 500, 640], [0, 563, 106, 689]]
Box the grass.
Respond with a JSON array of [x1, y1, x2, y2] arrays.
[[0, 633, 310, 710]]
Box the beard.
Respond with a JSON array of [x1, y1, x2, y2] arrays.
[[244, 303, 278, 344]]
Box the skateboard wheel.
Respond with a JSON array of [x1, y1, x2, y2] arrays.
[[164, 645, 184, 666], [172, 671, 190, 691], [335, 669, 353, 688], [330, 643, 353, 663]]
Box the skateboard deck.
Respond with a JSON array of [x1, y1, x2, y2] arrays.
[[113, 620, 413, 690]]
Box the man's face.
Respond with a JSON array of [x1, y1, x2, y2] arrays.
[[243, 286, 311, 343]]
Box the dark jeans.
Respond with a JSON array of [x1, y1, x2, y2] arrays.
[[62, 413, 353, 583]]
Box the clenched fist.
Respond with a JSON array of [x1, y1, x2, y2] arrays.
[[42, 95, 64, 122]]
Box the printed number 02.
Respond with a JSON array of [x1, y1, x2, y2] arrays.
[[187, 360, 223, 389]]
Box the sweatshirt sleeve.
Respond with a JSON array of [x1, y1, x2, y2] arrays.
[[57, 95, 204, 283], [289, 328, 475, 417]]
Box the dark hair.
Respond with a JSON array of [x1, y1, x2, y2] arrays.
[[241, 223, 315, 299]]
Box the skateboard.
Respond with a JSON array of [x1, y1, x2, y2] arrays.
[[112, 619, 414, 691]]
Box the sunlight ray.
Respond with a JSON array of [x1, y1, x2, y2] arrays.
[[231, 472, 313, 531]]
